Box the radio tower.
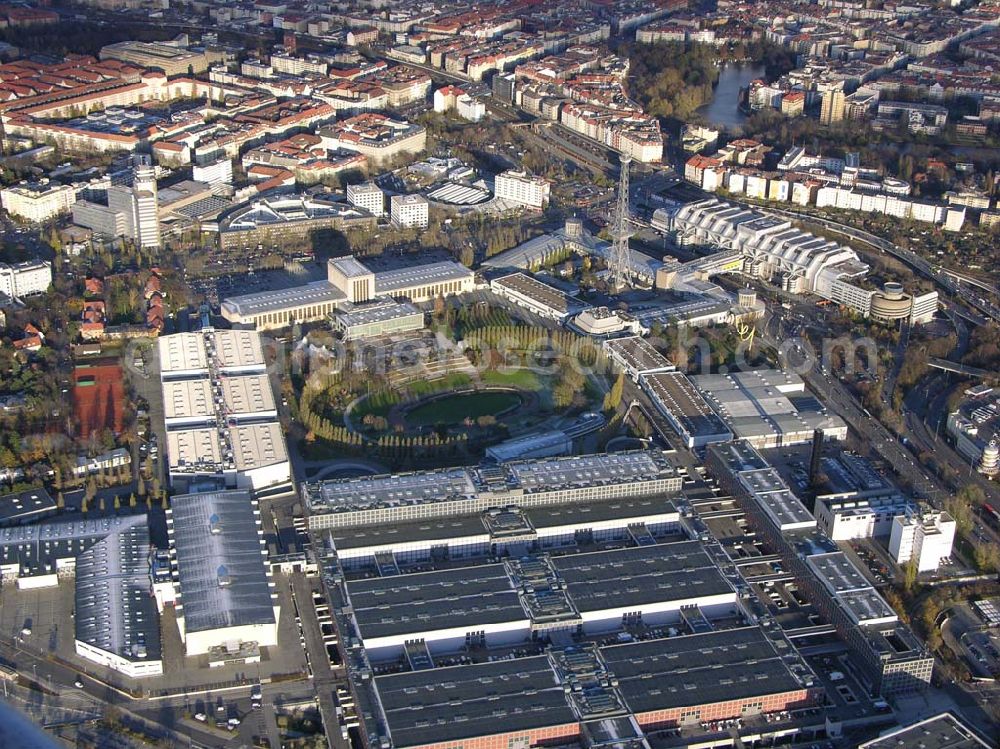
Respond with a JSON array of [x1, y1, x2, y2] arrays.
[[608, 152, 633, 292]]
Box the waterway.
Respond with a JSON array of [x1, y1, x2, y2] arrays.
[[698, 63, 766, 129]]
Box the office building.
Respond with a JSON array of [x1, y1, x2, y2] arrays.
[[217, 194, 375, 251], [390, 193, 429, 228], [192, 158, 233, 186], [815, 491, 913, 541], [820, 89, 846, 125], [494, 170, 551, 209], [132, 156, 161, 249], [319, 113, 427, 167], [346, 181, 385, 217], [0, 180, 76, 222], [99, 40, 222, 76], [0, 260, 51, 299], [889, 511, 956, 572]]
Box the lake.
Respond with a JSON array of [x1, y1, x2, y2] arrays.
[[698, 63, 766, 129]]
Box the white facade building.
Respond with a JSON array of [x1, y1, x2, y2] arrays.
[[192, 158, 234, 186], [889, 511, 956, 572], [0, 260, 51, 298], [494, 170, 551, 209], [0, 181, 76, 222], [390, 193, 429, 228], [347, 181, 385, 217]]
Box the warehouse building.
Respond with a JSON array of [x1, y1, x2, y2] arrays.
[[0, 487, 57, 527], [330, 497, 680, 570], [690, 369, 847, 449], [158, 329, 290, 493], [165, 490, 279, 657], [74, 515, 162, 677], [641, 371, 732, 449], [489, 272, 587, 322], [343, 541, 739, 659], [0, 513, 162, 677], [370, 627, 816, 749], [305, 450, 683, 530]]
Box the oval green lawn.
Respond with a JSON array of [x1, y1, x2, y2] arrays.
[[405, 391, 523, 428]]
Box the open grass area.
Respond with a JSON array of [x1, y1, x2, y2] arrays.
[[479, 368, 543, 391], [405, 391, 523, 428], [408, 372, 473, 396]]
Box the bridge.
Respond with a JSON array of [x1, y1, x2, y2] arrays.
[[927, 357, 994, 379], [939, 268, 1000, 296]]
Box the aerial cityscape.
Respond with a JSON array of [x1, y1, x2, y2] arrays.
[[0, 0, 999, 748]]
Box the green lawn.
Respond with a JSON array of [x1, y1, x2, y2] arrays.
[[405, 391, 523, 428], [479, 368, 542, 390]]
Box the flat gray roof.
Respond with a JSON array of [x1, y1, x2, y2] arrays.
[[493, 272, 574, 314], [642, 371, 732, 440], [1, 515, 145, 574], [348, 564, 524, 640], [221, 280, 346, 318], [859, 713, 992, 749], [553, 542, 733, 611], [336, 298, 422, 327], [332, 497, 677, 551], [708, 440, 770, 473], [738, 468, 816, 531], [308, 466, 478, 515], [375, 656, 576, 749], [507, 451, 675, 494], [329, 255, 372, 279], [806, 551, 895, 624], [528, 496, 677, 528], [604, 336, 673, 374], [0, 487, 55, 525], [603, 627, 804, 714], [168, 490, 275, 634], [333, 514, 487, 550], [374, 261, 472, 294]]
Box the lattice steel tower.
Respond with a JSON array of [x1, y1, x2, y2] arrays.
[[608, 152, 633, 291]]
